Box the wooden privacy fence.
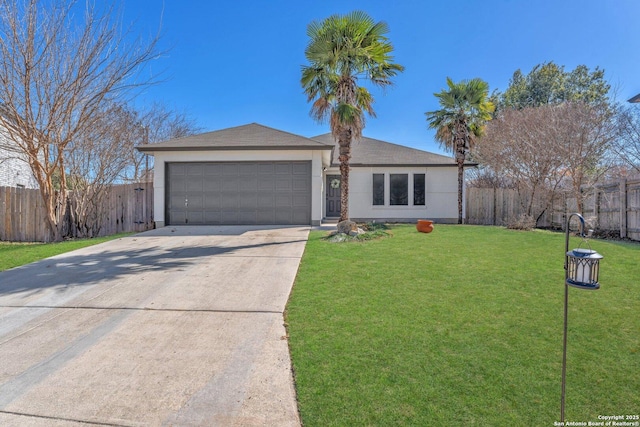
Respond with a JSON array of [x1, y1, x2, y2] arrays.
[[0, 182, 154, 242], [0, 186, 49, 242], [466, 178, 640, 242]]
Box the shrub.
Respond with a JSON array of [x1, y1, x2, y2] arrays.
[[506, 214, 536, 230]]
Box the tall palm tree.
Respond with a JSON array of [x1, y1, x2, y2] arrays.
[[301, 11, 404, 222], [426, 77, 494, 224]]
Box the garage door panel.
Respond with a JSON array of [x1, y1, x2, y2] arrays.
[[257, 211, 275, 224], [293, 180, 308, 191], [221, 211, 239, 224], [276, 180, 291, 191], [258, 194, 274, 207], [223, 176, 240, 191], [167, 161, 310, 225], [203, 211, 221, 223], [237, 211, 257, 223], [239, 163, 258, 175], [203, 179, 221, 191], [204, 164, 223, 176], [275, 194, 292, 206], [293, 194, 309, 207], [275, 163, 292, 174], [171, 164, 186, 175], [187, 196, 204, 209], [292, 163, 308, 174], [239, 178, 258, 191], [258, 164, 274, 174], [220, 193, 239, 208], [204, 194, 222, 208], [275, 210, 292, 223], [187, 211, 204, 224], [169, 195, 187, 209], [292, 209, 309, 223], [186, 164, 204, 176], [258, 178, 275, 191], [170, 178, 187, 191], [171, 211, 187, 224], [222, 164, 239, 175], [239, 194, 258, 209], [186, 180, 203, 192]]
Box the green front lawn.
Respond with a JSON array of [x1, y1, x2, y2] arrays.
[[0, 233, 133, 272], [286, 225, 639, 426]]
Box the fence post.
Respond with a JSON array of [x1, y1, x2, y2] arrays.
[[492, 187, 497, 226], [620, 179, 627, 239], [594, 187, 600, 229]]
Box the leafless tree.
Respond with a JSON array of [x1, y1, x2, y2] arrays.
[[613, 105, 640, 173], [65, 103, 138, 237], [122, 102, 201, 183], [476, 102, 616, 224], [475, 106, 566, 222], [0, 0, 160, 240], [61, 101, 200, 237], [556, 102, 617, 211]]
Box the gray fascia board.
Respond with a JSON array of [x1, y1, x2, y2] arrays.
[[136, 145, 334, 153], [334, 162, 479, 168]]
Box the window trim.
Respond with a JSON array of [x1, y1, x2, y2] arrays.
[[389, 173, 409, 206], [413, 173, 425, 206], [372, 173, 385, 206], [371, 172, 427, 208]]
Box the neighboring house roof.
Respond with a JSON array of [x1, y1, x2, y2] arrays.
[[137, 123, 334, 152], [628, 93, 640, 103], [311, 133, 472, 167]]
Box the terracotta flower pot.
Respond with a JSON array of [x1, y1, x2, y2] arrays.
[[416, 219, 434, 233]]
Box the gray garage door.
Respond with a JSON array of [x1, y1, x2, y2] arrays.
[[166, 161, 311, 225]]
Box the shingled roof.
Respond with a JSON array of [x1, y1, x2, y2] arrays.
[[137, 123, 334, 152], [311, 133, 469, 167]]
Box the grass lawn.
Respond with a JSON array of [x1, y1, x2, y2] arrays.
[[0, 233, 133, 272], [286, 224, 639, 426]]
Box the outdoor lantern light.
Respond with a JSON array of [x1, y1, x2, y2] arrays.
[[560, 213, 604, 423], [566, 248, 603, 290]]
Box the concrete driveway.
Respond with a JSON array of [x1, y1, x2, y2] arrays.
[[0, 226, 308, 426]]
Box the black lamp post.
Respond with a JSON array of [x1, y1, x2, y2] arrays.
[[561, 213, 603, 422]]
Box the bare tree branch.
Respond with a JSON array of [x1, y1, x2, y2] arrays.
[[0, 0, 161, 240], [475, 102, 616, 223]]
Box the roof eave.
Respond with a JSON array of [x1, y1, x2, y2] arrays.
[[136, 145, 334, 153], [329, 162, 478, 168]]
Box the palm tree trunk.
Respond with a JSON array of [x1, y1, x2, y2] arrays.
[[455, 123, 467, 225], [339, 158, 349, 222], [337, 131, 352, 222], [457, 159, 464, 224]]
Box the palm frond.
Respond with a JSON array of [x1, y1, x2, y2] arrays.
[[301, 10, 403, 134], [426, 77, 493, 154]]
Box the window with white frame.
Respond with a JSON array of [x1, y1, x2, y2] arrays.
[[390, 174, 408, 205], [414, 173, 425, 205], [372, 174, 384, 205], [372, 173, 426, 206]]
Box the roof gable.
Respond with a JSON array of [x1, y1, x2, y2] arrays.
[[138, 123, 333, 152], [310, 133, 460, 166]]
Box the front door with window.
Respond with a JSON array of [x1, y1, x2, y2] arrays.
[[325, 175, 341, 217]]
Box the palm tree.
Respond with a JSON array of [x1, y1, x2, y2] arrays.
[[301, 11, 404, 222], [426, 77, 494, 224]]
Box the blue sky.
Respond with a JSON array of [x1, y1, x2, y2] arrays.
[[121, 0, 640, 155]]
